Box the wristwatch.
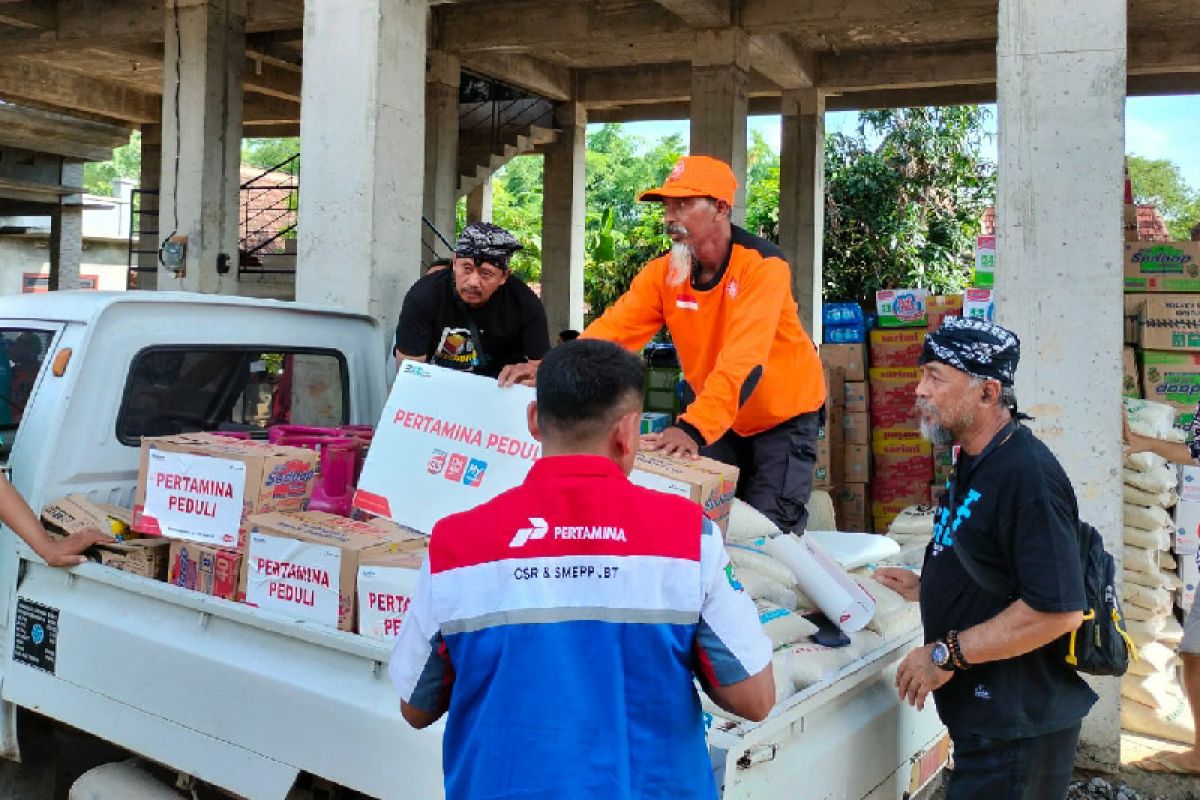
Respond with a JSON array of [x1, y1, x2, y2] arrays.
[[931, 640, 954, 672]]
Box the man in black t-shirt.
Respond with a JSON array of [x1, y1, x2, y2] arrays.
[[875, 318, 1096, 800], [394, 223, 550, 380]]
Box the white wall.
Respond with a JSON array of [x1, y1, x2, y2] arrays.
[[0, 236, 129, 295]]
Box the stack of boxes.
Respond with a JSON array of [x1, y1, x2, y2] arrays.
[[821, 341, 869, 530]]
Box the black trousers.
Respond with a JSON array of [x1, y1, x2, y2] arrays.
[[945, 722, 1081, 800], [700, 410, 821, 533]]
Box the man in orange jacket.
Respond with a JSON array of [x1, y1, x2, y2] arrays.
[[587, 156, 825, 531]]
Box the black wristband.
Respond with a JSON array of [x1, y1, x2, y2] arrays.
[[947, 630, 971, 670]]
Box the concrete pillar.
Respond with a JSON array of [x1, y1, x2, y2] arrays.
[[540, 102, 586, 336], [157, 0, 246, 294], [690, 30, 749, 223], [296, 0, 426, 352], [48, 162, 84, 292], [424, 51, 460, 242], [466, 178, 493, 225], [994, 0, 1126, 770], [779, 89, 825, 343], [136, 123, 162, 290]]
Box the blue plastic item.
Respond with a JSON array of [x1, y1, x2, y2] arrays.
[[822, 302, 865, 329], [823, 326, 866, 344]]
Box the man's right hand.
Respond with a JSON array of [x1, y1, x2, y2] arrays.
[[874, 566, 921, 602], [40, 528, 115, 567], [498, 361, 538, 388]]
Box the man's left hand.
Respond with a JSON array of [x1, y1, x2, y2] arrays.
[[895, 644, 953, 711], [497, 361, 539, 388], [642, 426, 700, 459]]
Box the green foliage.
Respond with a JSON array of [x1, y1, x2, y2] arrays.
[[491, 155, 544, 282], [822, 107, 995, 304], [242, 138, 300, 173], [83, 131, 141, 196], [745, 129, 780, 240], [1127, 155, 1200, 240]]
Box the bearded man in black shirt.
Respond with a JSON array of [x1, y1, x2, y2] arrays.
[[395, 223, 549, 381], [875, 318, 1095, 800]]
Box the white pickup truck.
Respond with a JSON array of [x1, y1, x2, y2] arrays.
[[0, 291, 945, 799]]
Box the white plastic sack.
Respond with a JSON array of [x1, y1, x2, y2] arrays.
[[1122, 672, 1185, 711], [737, 568, 800, 611], [1127, 641, 1180, 678], [1127, 614, 1184, 648], [727, 543, 796, 587], [807, 490, 837, 533], [1123, 525, 1172, 551], [1123, 503, 1174, 532], [756, 601, 819, 649], [1125, 398, 1179, 439], [1124, 466, 1178, 496], [1121, 695, 1196, 745], [1124, 567, 1183, 591], [1122, 484, 1177, 509], [1160, 551, 1178, 571], [1125, 545, 1163, 575], [887, 506, 937, 538], [726, 499, 779, 543], [1124, 452, 1169, 473], [781, 631, 884, 691], [1123, 582, 1173, 614], [1123, 602, 1162, 623]]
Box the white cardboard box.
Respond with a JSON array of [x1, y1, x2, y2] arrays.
[[354, 362, 538, 534], [1173, 498, 1200, 556], [356, 549, 426, 641], [1179, 465, 1200, 503], [1179, 550, 1198, 611]]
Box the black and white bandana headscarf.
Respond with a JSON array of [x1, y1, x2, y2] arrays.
[[454, 222, 523, 270], [920, 317, 1021, 387]]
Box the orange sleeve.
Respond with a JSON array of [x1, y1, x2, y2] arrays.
[[582, 259, 666, 352], [678, 257, 790, 444]]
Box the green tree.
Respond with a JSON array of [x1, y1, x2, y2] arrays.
[[242, 138, 300, 173], [1127, 155, 1200, 240], [823, 106, 995, 304], [490, 155, 544, 282], [83, 131, 141, 195], [745, 129, 780, 240]]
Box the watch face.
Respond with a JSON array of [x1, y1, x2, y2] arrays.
[[931, 642, 951, 667]]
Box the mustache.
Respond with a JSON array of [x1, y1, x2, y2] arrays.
[[666, 223, 688, 237], [916, 398, 937, 415]]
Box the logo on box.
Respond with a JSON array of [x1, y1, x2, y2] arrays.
[[427, 449, 448, 475], [464, 458, 488, 487], [444, 453, 468, 482]]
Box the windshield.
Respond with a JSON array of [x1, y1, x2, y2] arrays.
[[0, 328, 54, 457]]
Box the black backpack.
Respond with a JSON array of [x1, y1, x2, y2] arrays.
[[954, 518, 1137, 677]]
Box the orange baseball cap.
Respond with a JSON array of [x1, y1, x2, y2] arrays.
[[638, 155, 737, 206]]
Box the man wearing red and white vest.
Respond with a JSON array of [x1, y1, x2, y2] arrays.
[[389, 338, 774, 800]]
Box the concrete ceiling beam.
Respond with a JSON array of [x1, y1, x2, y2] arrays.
[[749, 33, 817, 89], [460, 52, 572, 100], [740, 0, 997, 42], [242, 92, 299, 124], [0, 57, 159, 123], [0, 1, 56, 29], [434, 0, 685, 52], [0, 104, 131, 161], [652, 0, 731, 28]]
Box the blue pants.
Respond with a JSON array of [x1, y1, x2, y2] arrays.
[[945, 722, 1081, 800]]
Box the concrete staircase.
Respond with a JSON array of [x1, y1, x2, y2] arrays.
[[456, 97, 558, 198]]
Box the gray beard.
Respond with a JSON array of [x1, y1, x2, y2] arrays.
[[667, 242, 692, 287], [919, 417, 955, 447]]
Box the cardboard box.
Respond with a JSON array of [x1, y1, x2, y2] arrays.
[[1140, 350, 1200, 414], [821, 343, 866, 382], [244, 511, 414, 631], [872, 478, 932, 519], [844, 382, 868, 413], [1137, 294, 1200, 351], [843, 443, 871, 484], [1125, 294, 1146, 346], [963, 288, 995, 322], [1124, 242, 1200, 293], [925, 295, 963, 332], [823, 365, 845, 409], [1123, 347, 1140, 399], [869, 329, 924, 369], [169, 540, 242, 600], [42, 496, 169, 580], [630, 452, 739, 532], [974, 235, 996, 288], [815, 409, 844, 490], [838, 483, 871, 532], [354, 362, 540, 533], [133, 433, 318, 548], [1179, 551, 1198, 611], [875, 289, 929, 329], [1179, 465, 1200, 503], [1124, 204, 1139, 242], [869, 367, 922, 428], [640, 413, 671, 435], [1174, 498, 1200, 557], [872, 430, 934, 482], [843, 411, 870, 446], [357, 547, 427, 641], [933, 446, 955, 484]]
